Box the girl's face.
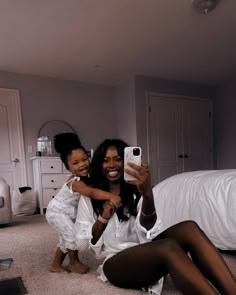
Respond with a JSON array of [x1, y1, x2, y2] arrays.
[[102, 146, 124, 183], [67, 149, 90, 177]]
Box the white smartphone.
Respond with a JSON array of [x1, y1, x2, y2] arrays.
[[124, 147, 142, 182]]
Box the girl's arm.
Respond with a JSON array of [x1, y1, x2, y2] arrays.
[[72, 179, 121, 208]]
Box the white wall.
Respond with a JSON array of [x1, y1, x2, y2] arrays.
[[214, 79, 236, 168], [0, 71, 117, 187]]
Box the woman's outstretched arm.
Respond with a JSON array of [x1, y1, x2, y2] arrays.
[[125, 161, 157, 230]]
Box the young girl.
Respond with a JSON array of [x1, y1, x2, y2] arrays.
[[46, 133, 121, 274]]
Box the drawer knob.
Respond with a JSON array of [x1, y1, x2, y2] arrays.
[[52, 196, 55, 198], [51, 166, 54, 168], [51, 180, 54, 182]]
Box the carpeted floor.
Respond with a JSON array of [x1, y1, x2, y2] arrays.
[[0, 215, 235, 295]]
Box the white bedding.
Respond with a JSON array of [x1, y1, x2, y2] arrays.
[[152, 170, 236, 250]]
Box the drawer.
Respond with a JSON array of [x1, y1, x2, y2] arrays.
[[42, 188, 60, 207], [41, 160, 62, 173], [41, 174, 67, 188]]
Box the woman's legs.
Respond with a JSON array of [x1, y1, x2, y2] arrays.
[[154, 221, 236, 294], [104, 239, 218, 295]]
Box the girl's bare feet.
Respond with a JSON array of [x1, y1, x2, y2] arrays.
[[49, 264, 70, 273], [70, 262, 89, 274], [49, 248, 68, 272]]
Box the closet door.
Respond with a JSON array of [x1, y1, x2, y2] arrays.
[[148, 96, 182, 185], [148, 95, 213, 186], [182, 99, 212, 172]]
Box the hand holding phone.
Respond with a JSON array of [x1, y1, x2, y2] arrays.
[[124, 147, 142, 182]]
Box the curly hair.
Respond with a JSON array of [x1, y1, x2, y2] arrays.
[[90, 139, 141, 221], [54, 133, 87, 170]]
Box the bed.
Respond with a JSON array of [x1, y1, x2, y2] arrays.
[[152, 170, 236, 250]]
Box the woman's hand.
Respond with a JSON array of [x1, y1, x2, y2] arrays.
[[125, 161, 157, 230], [102, 201, 117, 220], [124, 162, 152, 198]]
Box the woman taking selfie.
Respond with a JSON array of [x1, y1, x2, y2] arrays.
[[75, 139, 236, 295]]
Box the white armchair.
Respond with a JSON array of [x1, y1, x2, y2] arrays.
[[0, 177, 12, 224]]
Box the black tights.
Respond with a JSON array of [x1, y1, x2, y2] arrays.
[[103, 221, 236, 294]]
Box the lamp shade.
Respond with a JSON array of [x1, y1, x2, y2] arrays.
[[192, 0, 219, 14]]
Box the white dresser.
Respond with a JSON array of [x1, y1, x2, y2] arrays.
[[31, 157, 68, 214]]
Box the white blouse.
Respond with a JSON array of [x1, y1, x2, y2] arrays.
[[74, 195, 164, 295]]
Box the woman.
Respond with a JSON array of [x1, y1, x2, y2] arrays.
[[75, 139, 236, 294]]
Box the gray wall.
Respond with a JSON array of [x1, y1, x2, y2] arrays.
[[1, 70, 225, 189], [113, 78, 137, 146], [0, 71, 117, 187], [214, 78, 236, 168]]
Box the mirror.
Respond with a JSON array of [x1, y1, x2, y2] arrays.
[[37, 120, 76, 156]]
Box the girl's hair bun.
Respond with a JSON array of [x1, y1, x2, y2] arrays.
[[54, 133, 81, 155]]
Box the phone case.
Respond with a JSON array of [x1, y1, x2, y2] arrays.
[[124, 147, 142, 182]]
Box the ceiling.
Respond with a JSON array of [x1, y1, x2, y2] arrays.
[[0, 0, 235, 86]]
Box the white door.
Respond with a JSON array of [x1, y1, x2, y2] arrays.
[[148, 96, 183, 185], [182, 99, 213, 172], [148, 95, 212, 186], [0, 88, 27, 192]]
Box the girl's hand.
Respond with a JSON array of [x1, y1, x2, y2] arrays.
[[124, 162, 152, 197], [108, 194, 122, 209]]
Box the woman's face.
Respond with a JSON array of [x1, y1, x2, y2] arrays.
[[102, 146, 124, 183], [67, 148, 90, 177]]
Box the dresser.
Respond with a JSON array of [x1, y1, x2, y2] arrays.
[[31, 157, 68, 214]]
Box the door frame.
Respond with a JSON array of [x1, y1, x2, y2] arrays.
[[0, 87, 27, 188]]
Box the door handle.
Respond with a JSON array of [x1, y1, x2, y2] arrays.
[[183, 154, 191, 158], [12, 158, 20, 167], [178, 155, 183, 158], [12, 158, 20, 163]]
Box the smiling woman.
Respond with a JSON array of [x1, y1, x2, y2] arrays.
[[74, 138, 236, 295]]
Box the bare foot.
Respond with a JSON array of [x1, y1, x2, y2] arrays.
[[49, 264, 70, 273], [70, 262, 89, 274]]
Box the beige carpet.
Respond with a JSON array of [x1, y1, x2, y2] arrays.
[[0, 215, 235, 295]]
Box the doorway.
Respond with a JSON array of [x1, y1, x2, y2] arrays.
[[0, 88, 27, 191]]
